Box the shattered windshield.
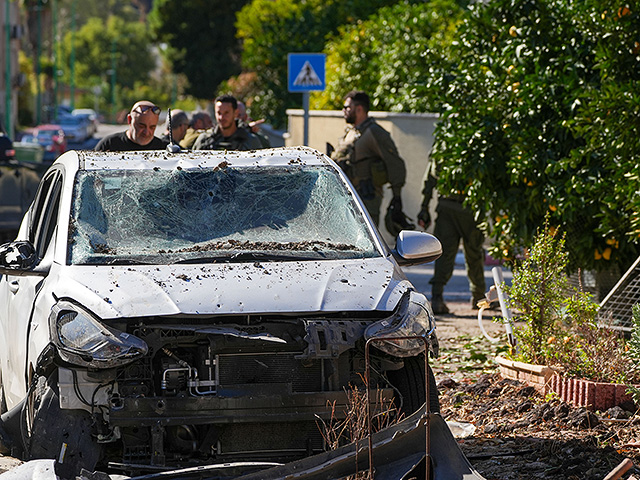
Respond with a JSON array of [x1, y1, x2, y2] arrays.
[[68, 165, 380, 265]]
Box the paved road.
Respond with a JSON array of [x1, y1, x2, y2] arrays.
[[403, 250, 512, 306], [66, 123, 124, 151]]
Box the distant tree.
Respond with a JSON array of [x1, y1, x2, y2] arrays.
[[427, 0, 640, 274], [235, 0, 404, 128], [313, 0, 468, 111], [63, 16, 154, 89], [148, 0, 251, 100], [56, 0, 142, 26], [58, 16, 155, 114]]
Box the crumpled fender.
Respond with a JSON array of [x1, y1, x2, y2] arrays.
[[233, 406, 487, 480], [0, 406, 487, 480]]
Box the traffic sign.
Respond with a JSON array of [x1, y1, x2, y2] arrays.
[[288, 53, 326, 92]]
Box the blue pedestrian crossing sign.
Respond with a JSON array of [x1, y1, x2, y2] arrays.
[[288, 53, 326, 92]]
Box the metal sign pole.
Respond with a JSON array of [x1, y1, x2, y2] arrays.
[[303, 91, 310, 146]]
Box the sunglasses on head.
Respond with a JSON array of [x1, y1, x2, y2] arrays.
[[134, 105, 161, 115]]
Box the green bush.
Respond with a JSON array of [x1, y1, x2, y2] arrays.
[[506, 218, 639, 384]]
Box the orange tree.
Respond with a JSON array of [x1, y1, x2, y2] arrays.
[[427, 0, 640, 273]]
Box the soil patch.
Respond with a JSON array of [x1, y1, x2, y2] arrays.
[[432, 302, 640, 479]]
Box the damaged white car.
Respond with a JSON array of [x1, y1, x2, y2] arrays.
[[0, 147, 464, 479]]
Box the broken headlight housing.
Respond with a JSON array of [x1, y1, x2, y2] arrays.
[[49, 301, 148, 368], [365, 290, 437, 358]]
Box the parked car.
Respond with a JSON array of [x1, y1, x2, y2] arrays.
[[0, 147, 445, 479], [21, 124, 67, 162], [0, 134, 15, 162], [57, 114, 90, 143], [0, 135, 41, 243], [72, 108, 99, 137]]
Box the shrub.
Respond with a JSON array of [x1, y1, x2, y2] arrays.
[[505, 218, 639, 384]]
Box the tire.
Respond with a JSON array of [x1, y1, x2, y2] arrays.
[[387, 355, 440, 415], [25, 372, 102, 477], [0, 370, 7, 415]]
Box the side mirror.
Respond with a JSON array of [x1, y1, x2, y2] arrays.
[[392, 230, 442, 266], [0, 241, 39, 273]]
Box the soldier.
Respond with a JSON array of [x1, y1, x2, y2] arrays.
[[331, 91, 409, 229], [418, 161, 486, 314], [180, 111, 213, 150], [192, 95, 262, 151], [237, 101, 271, 149]]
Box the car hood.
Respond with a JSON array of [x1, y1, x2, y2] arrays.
[[52, 257, 412, 319]]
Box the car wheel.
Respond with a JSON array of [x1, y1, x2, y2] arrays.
[[25, 372, 102, 477], [0, 370, 6, 415], [387, 355, 440, 415]]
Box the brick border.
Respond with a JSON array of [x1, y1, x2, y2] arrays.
[[495, 356, 556, 394], [496, 356, 638, 411], [548, 375, 637, 411]]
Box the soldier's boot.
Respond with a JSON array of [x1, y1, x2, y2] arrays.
[[431, 294, 450, 315]]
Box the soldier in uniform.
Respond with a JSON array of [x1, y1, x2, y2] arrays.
[[180, 112, 213, 150], [331, 91, 408, 227], [237, 101, 271, 149], [193, 95, 262, 151], [418, 160, 486, 314]]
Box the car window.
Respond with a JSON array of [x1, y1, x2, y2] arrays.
[[38, 178, 62, 258], [68, 165, 381, 265], [37, 130, 57, 140], [29, 172, 62, 258], [28, 173, 56, 244]]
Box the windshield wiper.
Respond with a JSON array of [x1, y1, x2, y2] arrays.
[[102, 258, 148, 265], [230, 252, 313, 262]]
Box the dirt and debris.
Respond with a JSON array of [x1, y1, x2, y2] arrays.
[[433, 302, 640, 480], [439, 372, 640, 479], [160, 239, 360, 253]]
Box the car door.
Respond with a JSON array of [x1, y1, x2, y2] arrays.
[[0, 169, 63, 408]]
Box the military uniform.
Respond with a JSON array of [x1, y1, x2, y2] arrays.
[[331, 118, 406, 225], [419, 165, 486, 313], [180, 128, 208, 150], [192, 121, 262, 151]]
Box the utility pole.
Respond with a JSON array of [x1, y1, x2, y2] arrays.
[[4, 0, 12, 136], [110, 37, 116, 122], [52, 0, 58, 121], [36, 0, 42, 125], [69, 0, 76, 109]]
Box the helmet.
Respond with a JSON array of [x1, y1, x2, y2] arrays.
[[385, 203, 416, 237]]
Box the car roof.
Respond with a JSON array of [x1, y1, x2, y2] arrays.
[[64, 147, 334, 172]]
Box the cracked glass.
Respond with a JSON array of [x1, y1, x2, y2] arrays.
[[68, 165, 380, 265]]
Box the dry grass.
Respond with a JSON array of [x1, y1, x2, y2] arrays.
[[315, 383, 402, 479]]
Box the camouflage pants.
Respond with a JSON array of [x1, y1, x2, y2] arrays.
[[429, 199, 486, 301]]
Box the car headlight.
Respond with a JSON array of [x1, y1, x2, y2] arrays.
[[364, 291, 437, 358], [49, 301, 148, 368]]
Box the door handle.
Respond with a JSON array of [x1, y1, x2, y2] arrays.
[[8, 280, 19, 294]]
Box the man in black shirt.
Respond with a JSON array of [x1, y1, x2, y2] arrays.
[[95, 101, 167, 151]]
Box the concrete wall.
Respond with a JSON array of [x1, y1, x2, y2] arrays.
[[285, 109, 439, 241]]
